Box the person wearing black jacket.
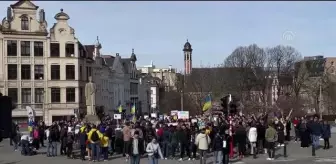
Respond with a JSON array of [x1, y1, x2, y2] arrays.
[[256, 121, 266, 154], [162, 124, 171, 159], [274, 120, 285, 147], [38, 122, 46, 147], [177, 124, 191, 161], [79, 127, 88, 160], [212, 132, 223, 164], [60, 126, 68, 155], [47, 125, 59, 157], [235, 122, 247, 159], [190, 126, 198, 160], [105, 125, 114, 155], [222, 131, 231, 164]]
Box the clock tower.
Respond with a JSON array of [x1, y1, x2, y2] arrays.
[[183, 40, 193, 75]]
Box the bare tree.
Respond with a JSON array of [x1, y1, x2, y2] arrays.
[[224, 44, 272, 112], [267, 45, 302, 97]]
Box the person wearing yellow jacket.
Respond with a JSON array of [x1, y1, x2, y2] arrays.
[[101, 133, 109, 161], [87, 125, 103, 162]]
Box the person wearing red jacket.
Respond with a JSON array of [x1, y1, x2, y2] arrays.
[[293, 117, 300, 142]]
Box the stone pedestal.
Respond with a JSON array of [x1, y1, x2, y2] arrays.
[[85, 115, 101, 125]]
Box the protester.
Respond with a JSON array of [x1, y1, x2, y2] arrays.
[[265, 122, 277, 160], [322, 120, 331, 149], [146, 137, 163, 164], [195, 128, 211, 164]]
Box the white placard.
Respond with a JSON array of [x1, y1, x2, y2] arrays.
[[114, 114, 122, 119], [151, 113, 157, 118], [177, 111, 189, 119]]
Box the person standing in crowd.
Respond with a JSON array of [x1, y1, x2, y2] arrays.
[[235, 122, 247, 159], [222, 130, 230, 164], [162, 124, 171, 159], [123, 122, 132, 159], [177, 124, 191, 161], [285, 118, 291, 141], [265, 122, 277, 161], [38, 121, 46, 147], [32, 126, 40, 150], [101, 132, 109, 161], [12, 125, 20, 151], [309, 116, 322, 149], [195, 128, 211, 164], [299, 119, 310, 148], [60, 125, 68, 155], [293, 117, 300, 142], [88, 124, 103, 162], [322, 120, 331, 149], [170, 126, 179, 159], [79, 126, 88, 160], [190, 125, 198, 160], [134, 123, 144, 154], [146, 137, 163, 164], [274, 119, 285, 147], [128, 131, 141, 164], [256, 120, 266, 154], [248, 123, 257, 156], [212, 132, 223, 164], [66, 131, 74, 159]]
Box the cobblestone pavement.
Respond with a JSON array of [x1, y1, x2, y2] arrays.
[[1, 138, 336, 164]]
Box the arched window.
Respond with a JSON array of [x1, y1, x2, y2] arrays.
[[21, 16, 29, 30]]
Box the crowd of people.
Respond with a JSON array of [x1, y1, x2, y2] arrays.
[[7, 113, 332, 164]]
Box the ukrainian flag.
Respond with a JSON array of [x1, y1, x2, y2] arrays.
[[202, 94, 212, 112], [131, 104, 136, 114], [118, 104, 123, 113]]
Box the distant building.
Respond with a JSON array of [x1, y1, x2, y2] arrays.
[[101, 49, 139, 114], [138, 62, 178, 91], [0, 1, 98, 125]]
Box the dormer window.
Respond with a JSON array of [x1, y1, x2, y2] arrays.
[[21, 15, 29, 30]]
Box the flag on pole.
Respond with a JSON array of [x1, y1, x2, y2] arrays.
[[131, 104, 136, 114], [202, 94, 212, 112]]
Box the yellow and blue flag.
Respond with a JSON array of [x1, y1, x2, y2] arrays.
[[202, 94, 212, 112], [131, 104, 136, 114], [118, 103, 123, 113]]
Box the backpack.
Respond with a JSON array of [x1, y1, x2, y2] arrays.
[[91, 130, 99, 142]]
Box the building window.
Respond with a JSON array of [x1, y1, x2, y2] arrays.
[[34, 88, 44, 103], [8, 88, 18, 104], [20, 41, 30, 56], [79, 87, 83, 103], [7, 40, 17, 56], [66, 88, 76, 102], [21, 65, 31, 80], [21, 16, 29, 30], [65, 44, 75, 57], [50, 65, 60, 80], [7, 64, 17, 80], [51, 88, 60, 103], [86, 66, 92, 81], [50, 43, 60, 57], [79, 66, 82, 80], [34, 65, 44, 80], [34, 41, 43, 56], [21, 88, 31, 104], [66, 65, 75, 80]]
